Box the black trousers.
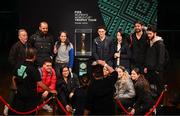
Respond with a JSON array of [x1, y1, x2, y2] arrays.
[[8, 94, 39, 115], [115, 98, 134, 115], [145, 70, 164, 96]]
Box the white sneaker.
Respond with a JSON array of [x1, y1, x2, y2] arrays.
[[42, 104, 53, 112], [3, 105, 9, 116]]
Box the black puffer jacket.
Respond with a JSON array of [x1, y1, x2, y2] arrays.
[[29, 31, 54, 66]]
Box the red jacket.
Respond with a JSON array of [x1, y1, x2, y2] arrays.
[[37, 67, 57, 93]]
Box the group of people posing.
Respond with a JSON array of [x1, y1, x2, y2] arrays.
[[5, 20, 167, 115]]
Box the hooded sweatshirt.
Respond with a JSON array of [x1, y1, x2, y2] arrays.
[[145, 36, 166, 71]]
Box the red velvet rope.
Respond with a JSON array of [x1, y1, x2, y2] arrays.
[[116, 90, 165, 116], [0, 95, 71, 115], [116, 98, 133, 116], [145, 91, 165, 116], [0, 96, 52, 114], [0, 86, 166, 116], [56, 97, 71, 115]]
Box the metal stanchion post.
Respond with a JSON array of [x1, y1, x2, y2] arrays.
[[52, 93, 56, 115], [162, 84, 168, 106], [164, 84, 168, 92]]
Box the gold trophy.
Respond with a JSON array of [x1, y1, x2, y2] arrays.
[[81, 33, 86, 55]]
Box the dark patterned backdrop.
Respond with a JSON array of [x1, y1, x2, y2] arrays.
[[98, 0, 157, 37]]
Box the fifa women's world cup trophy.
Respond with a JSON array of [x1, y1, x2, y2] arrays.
[[81, 33, 86, 55]]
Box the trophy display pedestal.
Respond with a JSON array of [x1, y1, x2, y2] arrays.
[[74, 29, 92, 76], [74, 56, 92, 77]]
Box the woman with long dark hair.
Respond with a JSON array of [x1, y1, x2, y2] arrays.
[[56, 66, 80, 114], [113, 29, 131, 72], [130, 67, 154, 115]]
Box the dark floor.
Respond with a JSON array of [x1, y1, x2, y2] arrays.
[[0, 59, 180, 115]]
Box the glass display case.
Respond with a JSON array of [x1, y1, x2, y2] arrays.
[[75, 29, 92, 56]]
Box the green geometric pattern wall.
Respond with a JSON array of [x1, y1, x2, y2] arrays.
[[98, 0, 157, 37]]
